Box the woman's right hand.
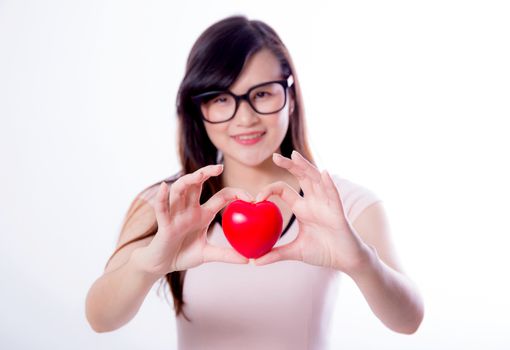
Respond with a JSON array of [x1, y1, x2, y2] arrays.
[[133, 164, 253, 277]]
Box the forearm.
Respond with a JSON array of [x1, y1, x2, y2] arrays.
[[346, 245, 424, 334], [85, 248, 163, 332]]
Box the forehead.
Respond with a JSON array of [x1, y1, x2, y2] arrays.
[[229, 49, 283, 94]]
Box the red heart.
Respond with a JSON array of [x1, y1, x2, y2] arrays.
[[222, 200, 283, 259]]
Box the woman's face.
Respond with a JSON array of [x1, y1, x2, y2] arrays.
[[202, 48, 294, 167]]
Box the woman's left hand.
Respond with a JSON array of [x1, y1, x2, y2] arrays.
[[253, 150, 371, 273]]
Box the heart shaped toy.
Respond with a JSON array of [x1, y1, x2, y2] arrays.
[[222, 200, 283, 259]]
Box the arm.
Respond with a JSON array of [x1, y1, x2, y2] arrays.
[[85, 247, 163, 333], [252, 151, 424, 333], [346, 202, 424, 334], [85, 197, 162, 333], [86, 169, 252, 332]]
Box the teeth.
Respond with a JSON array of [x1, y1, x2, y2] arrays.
[[238, 133, 263, 140]]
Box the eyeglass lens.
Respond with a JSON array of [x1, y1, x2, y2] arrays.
[[200, 82, 286, 123]]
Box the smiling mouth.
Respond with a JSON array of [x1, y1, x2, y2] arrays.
[[234, 132, 265, 140], [232, 132, 266, 144]]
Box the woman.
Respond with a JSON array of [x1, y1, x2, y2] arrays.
[[86, 15, 424, 349]]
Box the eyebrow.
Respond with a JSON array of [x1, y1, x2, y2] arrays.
[[229, 77, 285, 94], [191, 75, 293, 101]]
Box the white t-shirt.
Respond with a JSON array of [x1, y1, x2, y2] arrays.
[[138, 174, 382, 350]]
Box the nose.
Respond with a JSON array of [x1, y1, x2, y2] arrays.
[[233, 99, 260, 126]]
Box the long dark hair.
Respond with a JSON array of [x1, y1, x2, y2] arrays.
[[105, 15, 316, 322]]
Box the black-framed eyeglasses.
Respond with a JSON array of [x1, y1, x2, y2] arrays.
[[191, 75, 294, 124]]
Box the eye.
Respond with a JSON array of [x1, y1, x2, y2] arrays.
[[254, 91, 271, 99], [207, 93, 231, 105], [213, 96, 228, 104]]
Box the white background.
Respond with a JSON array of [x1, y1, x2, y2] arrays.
[[1, 0, 509, 349]]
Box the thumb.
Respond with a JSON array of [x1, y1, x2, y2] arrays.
[[202, 244, 250, 265], [253, 241, 302, 266]]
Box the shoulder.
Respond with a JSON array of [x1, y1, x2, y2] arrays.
[[115, 173, 181, 243], [328, 174, 383, 223], [136, 171, 183, 208], [119, 173, 181, 229], [136, 184, 160, 208]]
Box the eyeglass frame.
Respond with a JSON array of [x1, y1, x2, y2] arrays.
[[190, 75, 295, 124]]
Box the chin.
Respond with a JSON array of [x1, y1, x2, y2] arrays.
[[223, 148, 275, 168], [229, 154, 268, 167]]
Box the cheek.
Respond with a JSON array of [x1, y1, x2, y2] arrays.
[[204, 123, 228, 147], [273, 110, 290, 136]]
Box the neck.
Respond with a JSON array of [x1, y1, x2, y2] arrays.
[[221, 153, 299, 198]]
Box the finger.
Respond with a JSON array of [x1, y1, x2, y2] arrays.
[[202, 187, 254, 217], [253, 240, 302, 266], [321, 170, 343, 210], [187, 164, 224, 205], [203, 245, 250, 264], [290, 150, 322, 183], [168, 174, 191, 213], [154, 181, 172, 229], [255, 181, 302, 208], [169, 165, 223, 212], [272, 153, 315, 195], [291, 150, 329, 199]]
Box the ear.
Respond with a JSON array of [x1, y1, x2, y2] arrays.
[[289, 95, 296, 115]]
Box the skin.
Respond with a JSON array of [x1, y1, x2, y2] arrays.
[[202, 49, 298, 193], [203, 48, 300, 227], [201, 48, 425, 334], [87, 46, 423, 335]]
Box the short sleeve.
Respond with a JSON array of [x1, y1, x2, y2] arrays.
[[137, 184, 161, 208], [330, 174, 383, 223]]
